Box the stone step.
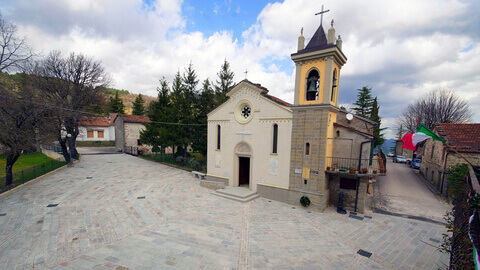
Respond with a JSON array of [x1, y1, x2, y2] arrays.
[[212, 191, 259, 203]]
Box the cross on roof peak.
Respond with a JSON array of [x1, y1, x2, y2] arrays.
[[314, 5, 330, 26]]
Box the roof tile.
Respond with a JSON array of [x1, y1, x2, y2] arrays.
[[436, 123, 480, 153]]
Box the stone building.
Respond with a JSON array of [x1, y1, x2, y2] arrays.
[[420, 123, 480, 195], [206, 19, 381, 213], [114, 114, 152, 153]]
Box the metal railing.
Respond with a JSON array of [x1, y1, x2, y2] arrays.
[[124, 146, 138, 156], [40, 143, 63, 153], [0, 157, 66, 193], [325, 156, 383, 174]]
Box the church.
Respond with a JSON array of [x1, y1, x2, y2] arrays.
[[205, 18, 382, 213]]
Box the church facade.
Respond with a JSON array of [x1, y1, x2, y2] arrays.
[[206, 20, 379, 212]]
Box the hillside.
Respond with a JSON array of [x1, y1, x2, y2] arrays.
[[105, 88, 157, 114]]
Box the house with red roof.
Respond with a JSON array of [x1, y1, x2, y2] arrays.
[[420, 123, 480, 195], [77, 113, 117, 142], [114, 114, 152, 154]]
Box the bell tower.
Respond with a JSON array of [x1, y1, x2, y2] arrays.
[[288, 18, 347, 211]]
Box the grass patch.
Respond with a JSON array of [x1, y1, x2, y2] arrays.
[[0, 152, 66, 191], [142, 153, 207, 173], [0, 152, 53, 177], [76, 141, 115, 147]]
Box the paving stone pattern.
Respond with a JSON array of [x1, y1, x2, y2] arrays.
[[0, 154, 449, 269]]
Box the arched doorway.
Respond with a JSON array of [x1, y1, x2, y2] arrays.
[[235, 142, 252, 189]]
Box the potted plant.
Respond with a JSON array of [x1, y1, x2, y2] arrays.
[[349, 167, 357, 174], [360, 168, 368, 174], [373, 169, 378, 174], [326, 166, 331, 171]]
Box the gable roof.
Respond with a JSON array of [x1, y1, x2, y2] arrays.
[[116, 114, 151, 124], [79, 117, 112, 127], [228, 79, 292, 107], [436, 123, 480, 153]]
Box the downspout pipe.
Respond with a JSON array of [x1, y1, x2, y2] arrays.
[[355, 139, 375, 213]]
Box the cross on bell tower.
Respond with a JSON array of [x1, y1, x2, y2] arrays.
[[315, 5, 330, 26]]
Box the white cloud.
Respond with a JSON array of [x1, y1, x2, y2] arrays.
[[2, 0, 479, 138]]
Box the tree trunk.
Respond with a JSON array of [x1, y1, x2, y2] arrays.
[[65, 121, 79, 160], [5, 151, 21, 186], [59, 137, 71, 164], [68, 136, 78, 160]]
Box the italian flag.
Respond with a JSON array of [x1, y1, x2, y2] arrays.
[[401, 123, 445, 151]]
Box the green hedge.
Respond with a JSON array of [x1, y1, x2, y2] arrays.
[[76, 141, 115, 147], [141, 153, 206, 173]]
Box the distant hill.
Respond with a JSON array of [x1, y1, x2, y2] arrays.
[[104, 88, 156, 115], [380, 138, 397, 154]]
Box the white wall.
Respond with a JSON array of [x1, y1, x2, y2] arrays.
[[207, 82, 293, 192]]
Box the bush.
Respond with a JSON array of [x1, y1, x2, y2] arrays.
[[300, 196, 311, 207], [175, 156, 187, 165], [188, 158, 201, 171]]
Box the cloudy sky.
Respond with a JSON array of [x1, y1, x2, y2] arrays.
[[1, 0, 479, 138]]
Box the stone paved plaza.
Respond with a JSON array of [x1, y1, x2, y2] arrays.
[[0, 153, 449, 269]]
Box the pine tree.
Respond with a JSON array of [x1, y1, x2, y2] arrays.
[[215, 59, 234, 106], [370, 97, 386, 148], [132, 94, 145, 115], [140, 78, 172, 154], [109, 90, 125, 114], [352, 86, 373, 118], [192, 78, 215, 156]]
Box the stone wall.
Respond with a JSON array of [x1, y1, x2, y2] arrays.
[[328, 173, 371, 214], [289, 106, 330, 211], [257, 184, 289, 203]]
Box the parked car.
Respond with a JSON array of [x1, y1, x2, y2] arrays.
[[410, 158, 421, 169], [387, 152, 395, 157], [394, 155, 407, 163]]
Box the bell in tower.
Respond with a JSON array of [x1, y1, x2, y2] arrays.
[[306, 70, 319, 101]]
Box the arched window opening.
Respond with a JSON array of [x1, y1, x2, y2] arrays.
[[306, 70, 319, 101], [331, 69, 337, 102], [305, 142, 310, 155], [217, 125, 221, 150], [272, 124, 278, 154]]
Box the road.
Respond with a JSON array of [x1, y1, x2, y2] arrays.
[[375, 158, 451, 223]]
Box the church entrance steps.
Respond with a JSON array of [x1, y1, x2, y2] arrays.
[[212, 186, 259, 202]]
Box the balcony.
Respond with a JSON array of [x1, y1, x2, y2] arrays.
[[325, 156, 386, 176]]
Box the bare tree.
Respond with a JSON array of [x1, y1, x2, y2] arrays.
[[33, 51, 109, 162], [0, 73, 50, 186], [0, 12, 35, 72], [398, 89, 473, 132]]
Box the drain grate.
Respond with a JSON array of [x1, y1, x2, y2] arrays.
[[292, 207, 296, 209], [0, 213, 6, 216], [47, 204, 58, 208], [364, 215, 373, 219], [137, 196, 146, 199], [86, 177, 93, 179], [357, 249, 372, 258]]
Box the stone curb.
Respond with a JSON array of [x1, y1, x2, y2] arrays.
[[372, 207, 448, 226]]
